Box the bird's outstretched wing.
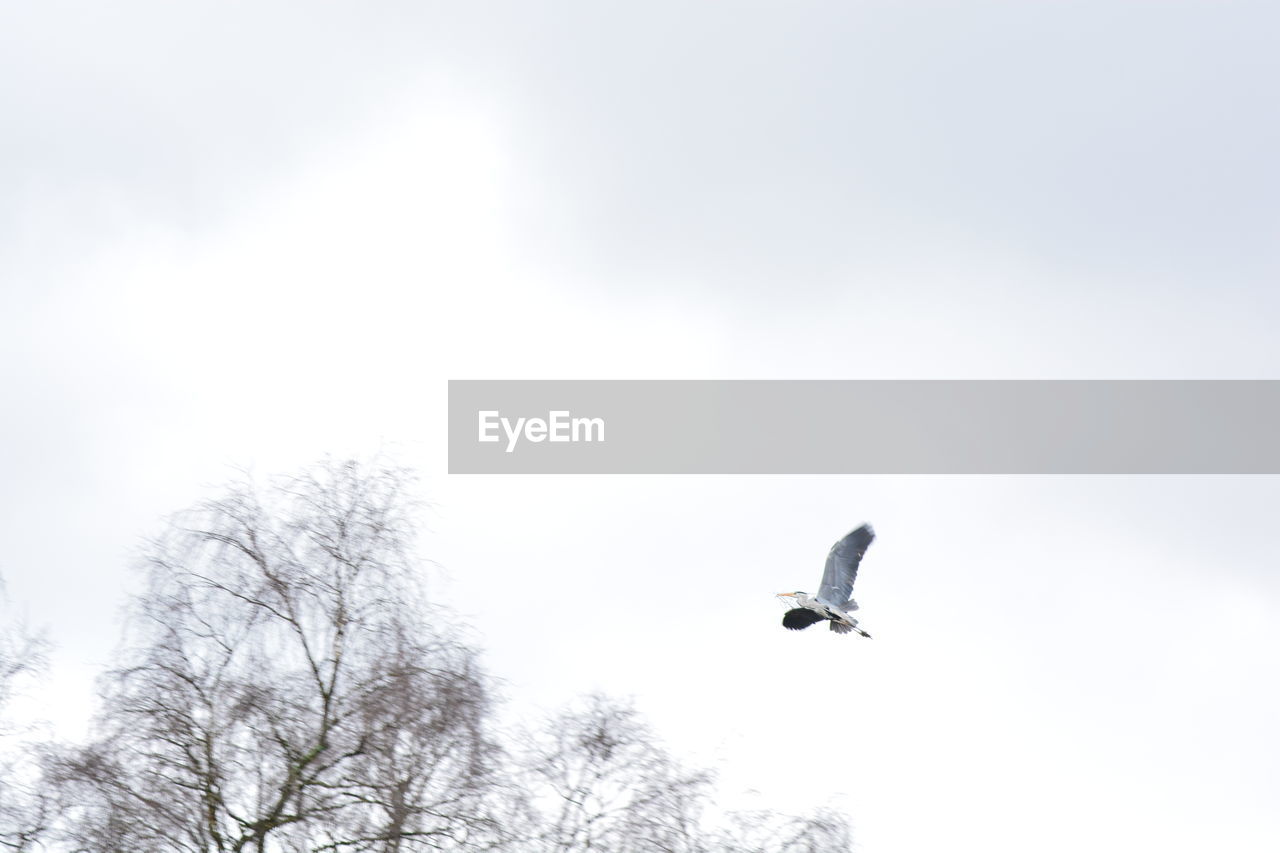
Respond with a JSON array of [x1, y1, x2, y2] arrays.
[[782, 608, 825, 631], [817, 523, 875, 607]]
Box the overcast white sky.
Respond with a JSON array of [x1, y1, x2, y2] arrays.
[[3, 2, 1280, 851]]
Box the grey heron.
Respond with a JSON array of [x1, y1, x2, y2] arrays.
[[778, 523, 875, 637]]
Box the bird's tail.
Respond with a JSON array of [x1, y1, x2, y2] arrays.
[[829, 620, 872, 638]]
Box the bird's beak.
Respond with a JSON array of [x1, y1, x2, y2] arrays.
[[777, 592, 796, 597]]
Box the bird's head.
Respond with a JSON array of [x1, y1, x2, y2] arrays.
[[777, 591, 808, 601]]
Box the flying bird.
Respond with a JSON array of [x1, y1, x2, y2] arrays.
[[778, 523, 875, 637]]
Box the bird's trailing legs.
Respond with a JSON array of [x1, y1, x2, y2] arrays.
[[829, 615, 873, 638]]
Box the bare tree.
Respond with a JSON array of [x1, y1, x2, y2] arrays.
[[0, 578, 51, 852], [48, 461, 500, 852], [711, 807, 853, 853], [514, 694, 713, 853], [510, 694, 855, 853]]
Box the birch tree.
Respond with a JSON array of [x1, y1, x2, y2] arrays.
[[49, 462, 500, 852]]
